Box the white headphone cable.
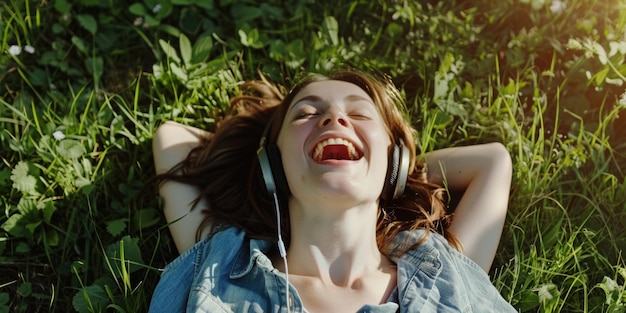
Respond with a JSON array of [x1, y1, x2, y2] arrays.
[[272, 192, 290, 312]]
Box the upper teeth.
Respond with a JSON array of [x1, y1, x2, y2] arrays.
[[313, 138, 360, 161]]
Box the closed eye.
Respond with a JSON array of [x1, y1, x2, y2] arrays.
[[295, 112, 320, 119], [348, 112, 371, 120]]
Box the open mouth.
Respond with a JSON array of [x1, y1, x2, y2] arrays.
[[311, 137, 363, 162]]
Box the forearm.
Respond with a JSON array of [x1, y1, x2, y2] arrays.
[[423, 142, 513, 271], [153, 121, 212, 253]]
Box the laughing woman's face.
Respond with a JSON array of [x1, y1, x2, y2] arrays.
[[276, 80, 392, 210]]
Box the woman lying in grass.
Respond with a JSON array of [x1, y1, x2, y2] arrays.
[[149, 69, 515, 312]]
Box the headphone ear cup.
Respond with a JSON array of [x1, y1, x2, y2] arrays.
[[257, 140, 290, 196], [383, 142, 410, 200], [266, 144, 290, 195], [257, 144, 276, 195]]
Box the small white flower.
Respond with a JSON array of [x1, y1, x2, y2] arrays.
[[8, 45, 21, 56], [619, 92, 626, 107], [24, 45, 35, 54], [52, 130, 65, 141], [605, 77, 624, 86], [133, 17, 144, 26], [153, 4, 162, 13], [550, 0, 566, 14]]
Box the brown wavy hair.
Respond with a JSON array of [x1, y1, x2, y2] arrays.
[[156, 69, 460, 255]]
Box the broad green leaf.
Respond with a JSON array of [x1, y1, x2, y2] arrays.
[[503, 78, 518, 96], [436, 99, 468, 118], [2, 214, 25, 237], [170, 63, 187, 81], [159, 24, 182, 37], [460, 81, 474, 99], [75, 177, 91, 190], [231, 4, 262, 23], [72, 284, 109, 313], [431, 110, 454, 129], [144, 14, 160, 27], [25, 220, 42, 235], [71, 36, 89, 54], [11, 161, 38, 195], [179, 34, 192, 67], [28, 69, 47, 87], [106, 236, 144, 276], [0, 292, 8, 304], [193, 0, 214, 10], [44, 229, 60, 247], [106, 219, 127, 237], [0, 168, 11, 188], [76, 14, 97, 35], [152, 0, 174, 20], [269, 39, 287, 61], [56, 139, 86, 159], [16, 242, 30, 253], [97, 105, 113, 125], [16, 198, 38, 215], [17, 282, 32, 297], [259, 3, 282, 19], [239, 29, 261, 48], [54, 0, 73, 14], [285, 39, 305, 69], [190, 35, 213, 64], [517, 290, 540, 311], [321, 16, 339, 46], [593, 67, 610, 86], [385, 22, 403, 39], [247, 29, 263, 49], [159, 39, 181, 64], [179, 7, 203, 34], [43, 201, 56, 224], [128, 3, 147, 15], [52, 23, 64, 34], [133, 208, 160, 230]]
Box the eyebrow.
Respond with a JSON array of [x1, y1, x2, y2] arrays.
[[289, 94, 374, 112], [291, 95, 323, 107]]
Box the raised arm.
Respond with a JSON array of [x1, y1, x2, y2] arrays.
[[424, 142, 513, 272], [153, 121, 211, 253]]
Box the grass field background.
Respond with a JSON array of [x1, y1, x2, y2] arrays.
[[1, 0, 626, 312]]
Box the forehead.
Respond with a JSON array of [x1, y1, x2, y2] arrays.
[[289, 80, 373, 106]]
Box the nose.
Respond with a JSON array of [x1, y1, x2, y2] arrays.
[[320, 110, 348, 127]]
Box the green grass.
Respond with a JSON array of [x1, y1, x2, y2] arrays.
[[1, 0, 626, 312]]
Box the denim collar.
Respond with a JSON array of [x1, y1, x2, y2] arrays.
[[229, 234, 275, 279], [228, 229, 443, 279]]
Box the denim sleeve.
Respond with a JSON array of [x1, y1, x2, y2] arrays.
[[432, 234, 518, 312], [148, 239, 207, 313]]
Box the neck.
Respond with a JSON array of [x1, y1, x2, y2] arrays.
[[284, 199, 386, 287]]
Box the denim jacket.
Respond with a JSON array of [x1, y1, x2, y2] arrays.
[[149, 226, 516, 312]]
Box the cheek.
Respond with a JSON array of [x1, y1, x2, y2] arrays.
[[276, 132, 306, 178]]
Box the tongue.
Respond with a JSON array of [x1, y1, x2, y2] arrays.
[[322, 145, 350, 161]]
